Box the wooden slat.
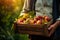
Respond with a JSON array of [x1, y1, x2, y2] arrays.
[[14, 20, 55, 37]]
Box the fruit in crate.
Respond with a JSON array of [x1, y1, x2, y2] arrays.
[[44, 16, 51, 22], [17, 14, 31, 24], [34, 16, 43, 20], [23, 18, 30, 24], [17, 14, 52, 25], [32, 16, 51, 25], [17, 18, 24, 24], [36, 20, 42, 24], [22, 13, 30, 19], [29, 19, 36, 24]]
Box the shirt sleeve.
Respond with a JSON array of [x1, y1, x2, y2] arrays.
[[56, 16, 60, 21]]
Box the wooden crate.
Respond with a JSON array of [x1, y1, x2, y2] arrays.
[[14, 20, 55, 37]]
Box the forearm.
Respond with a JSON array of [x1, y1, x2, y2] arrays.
[[48, 17, 60, 30]]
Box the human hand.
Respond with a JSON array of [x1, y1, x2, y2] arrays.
[[48, 21, 60, 30], [48, 21, 60, 36]]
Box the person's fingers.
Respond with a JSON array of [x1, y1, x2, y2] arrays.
[[48, 25, 54, 30], [48, 24, 56, 37]]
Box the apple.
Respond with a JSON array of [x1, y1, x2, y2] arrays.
[[44, 16, 51, 22], [17, 19, 24, 24], [29, 19, 35, 24], [34, 20, 37, 23], [36, 20, 42, 24], [34, 17, 38, 20], [34, 16, 43, 20], [37, 16, 43, 19], [19, 22, 24, 24], [34, 18, 37, 21], [18, 19, 24, 22]]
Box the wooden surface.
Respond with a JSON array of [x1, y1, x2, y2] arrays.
[[14, 20, 55, 37]]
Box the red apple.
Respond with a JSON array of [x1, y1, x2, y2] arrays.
[[34, 16, 43, 20], [34, 18, 37, 21], [34, 20, 37, 23], [34, 17, 39, 20], [17, 19, 24, 24], [36, 20, 42, 24], [44, 16, 51, 22], [37, 16, 43, 19], [19, 19, 24, 22], [19, 22, 24, 24]]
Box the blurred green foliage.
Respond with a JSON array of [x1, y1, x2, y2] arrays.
[[0, 0, 29, 40]]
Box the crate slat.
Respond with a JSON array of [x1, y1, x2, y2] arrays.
[[14, 20, 55, 37]]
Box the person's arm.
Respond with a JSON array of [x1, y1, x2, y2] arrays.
[[48, 20, 60, 30], [48, 0, 60, 30]]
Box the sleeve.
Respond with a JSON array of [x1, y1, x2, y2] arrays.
[[56, 16, 60, 21], [56, 0, 60, 21], [52, 0, 60, 22]]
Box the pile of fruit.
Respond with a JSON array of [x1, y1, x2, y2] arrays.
[[16, 14, 52, 25]]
